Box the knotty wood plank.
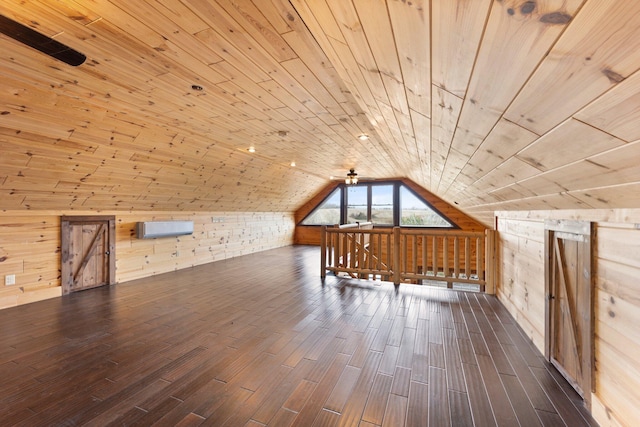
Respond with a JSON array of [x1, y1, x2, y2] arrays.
[[431, 0, 491, 98], [574, 68, 640, 142], [505, 1, 640, 135]]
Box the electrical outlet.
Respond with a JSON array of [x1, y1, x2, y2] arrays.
[[5, 274, 16, 286]]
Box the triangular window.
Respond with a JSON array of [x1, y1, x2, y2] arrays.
[[301, 187, 342, 225], [300, 182, 456, 228], [399, 185, 453, 227]]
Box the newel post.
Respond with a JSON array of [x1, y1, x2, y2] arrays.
[[484, 229, 498, 294], [320, 225, 327, 279], [393, 227, 401, 285]]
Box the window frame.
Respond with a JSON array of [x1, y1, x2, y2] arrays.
[[299, 181, 459, 229]]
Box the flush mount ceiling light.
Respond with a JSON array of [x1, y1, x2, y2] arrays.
[[358, 134, 369, 141], [345, 168, 358, 185], [0, 14, 86, 66], [247, 146, 256, 153], [290, 161, 296, 167]]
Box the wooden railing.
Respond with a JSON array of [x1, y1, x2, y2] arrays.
[[321, 225, 497, 292]]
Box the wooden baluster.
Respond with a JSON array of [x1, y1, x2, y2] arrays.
[[335, 231, 341, 269], [412, 234, 418, 278], [422, 235, 428, 277], [393, 227, 401, 285], [350, 232, 356, 269], [327, 230, 332, 268], [376, 233, 382, 270], [321, 226, 327, 278], [454, 236, 460, 279], [465, 236, 471, 279], [443, 236, 449, 281], [358, 232, 365, 275], [364, 231, 370, 271], [344, 232, 350, 268], [402, 234, 407, 278], [476, 236, 484, 282], [432, 236, 438, 279]]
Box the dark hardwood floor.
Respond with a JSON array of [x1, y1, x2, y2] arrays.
[[0, 245, 597, 426]]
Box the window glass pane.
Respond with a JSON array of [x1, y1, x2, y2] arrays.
[[301, 187, 341, 225], [346, 186, 368, 223], [371, 184, 394, 225], [400, 186, 452, 227]]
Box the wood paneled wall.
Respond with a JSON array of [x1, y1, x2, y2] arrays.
[[496, 209, 640, 427], [0, 211, 294, 310]]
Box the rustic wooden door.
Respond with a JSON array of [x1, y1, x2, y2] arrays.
[[61, 216, 115, 295], [544, 219, 594, 407]]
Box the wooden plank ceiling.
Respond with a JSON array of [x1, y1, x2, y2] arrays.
[[1, 1, 639, 224]]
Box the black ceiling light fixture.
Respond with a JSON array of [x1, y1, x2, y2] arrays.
[[0, 14, 86, 66]]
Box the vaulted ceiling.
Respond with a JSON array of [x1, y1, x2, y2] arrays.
[[1, 1, 639, 226]]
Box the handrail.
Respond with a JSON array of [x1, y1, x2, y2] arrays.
[[321, 225, 497, 292]]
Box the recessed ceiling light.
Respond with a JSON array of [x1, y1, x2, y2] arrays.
[[358, 134, 369, 140], [191, 84, 204, 91], [248, 146, 256, 153], [290, 161, 296, 167]]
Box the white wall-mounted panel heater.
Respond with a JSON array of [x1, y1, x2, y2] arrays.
[[136, 221, 194, 239]]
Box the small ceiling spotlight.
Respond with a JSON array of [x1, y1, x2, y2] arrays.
[[191, 84, 204, 91], [247, 146, 256, 153], [358, 134, 369, 141], [345, 168, 358, 185], [290, 161, 296, 167]]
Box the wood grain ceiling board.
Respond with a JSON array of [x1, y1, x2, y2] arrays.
[[387, 0, 430, 117], [505, 1, 640, 134], [437, 0, 584, 193], [0, 0, 638, 218], [431, 0, 492, 99], [450, 119, 539, 192], [430, 87, 463, 189], [574, 69, 640, 143], [515, 118, 627, 172]]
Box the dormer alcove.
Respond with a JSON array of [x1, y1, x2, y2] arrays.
[[294, 178, 487, 246]]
